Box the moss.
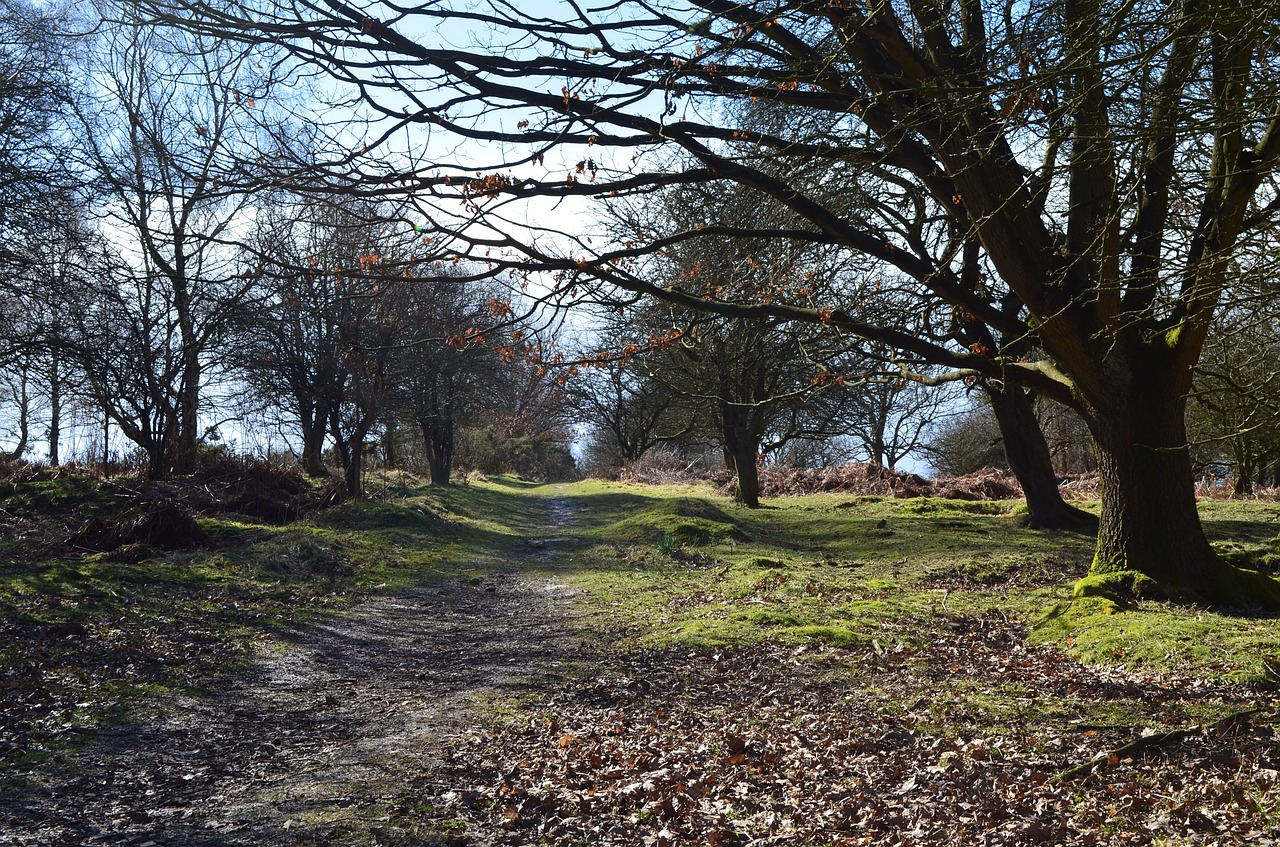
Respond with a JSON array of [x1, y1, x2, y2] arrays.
[[734, 609, 800, 627], [739, 556, 785, 570], [1072, 570, 1158, 604], [1209, 562, 1280, 610], [785, 624, 870, 648], [669, 518, 738, 546]]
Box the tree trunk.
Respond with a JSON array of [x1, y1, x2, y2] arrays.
[[146, 438, 168, 481], [1230, 441, 1253, 498], [173, 372, 200, 475], [1082, 368, 1280, 607], [985, 385, 1096, 530], [298, 399, 329, 477], [301, 426, 328, 478], [327, 402, 358, 495], [721, 441, 736, 472], [734, 450, 761, 507], [48, 353, 61, 467], [102, 409, 111, 477], [344, 445, 363, 496], [722, 418, 761, 507], [7, 373, 29, 460], [423, 415, 454, 486]]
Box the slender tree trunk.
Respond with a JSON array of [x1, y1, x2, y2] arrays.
[[7, 373, 29, 460], [102, 408, 111, 477], [48, 353, 61, 467], [327, 400, 356, 494], [382, 418, 400, 470], [344, 445, 363, 496], [330, 401, 377, 497], [173, 366, 200, 474], [985, 385, 1096, 530]]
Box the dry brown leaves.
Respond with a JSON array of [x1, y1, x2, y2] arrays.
[[716, 464, 1023, 501], [422, 615, 1280, 846]]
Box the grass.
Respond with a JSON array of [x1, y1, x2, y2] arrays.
[[551, 480, 1280, 685], [561, 484, 1075, 644], [6, 471, 1280, 846], [0, 472, 561, 772], [4, 471, 1278, 769]]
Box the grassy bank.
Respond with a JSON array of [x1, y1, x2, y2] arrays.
[[0, 472, 555, 774], [555, 480, 1280, 684]]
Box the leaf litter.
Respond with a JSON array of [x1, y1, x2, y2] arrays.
[[3, 485, 1279, 846], [420, 613, 1280, 846]]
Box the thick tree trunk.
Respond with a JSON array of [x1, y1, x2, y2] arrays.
[[734, 450, 761, 508], [722, 422, 761, 507], [1230, 441, 1253, 498], [146, 439, 168, 481], [1082, 369, 1280, 607], [721, 442, 736, 472], [985, 385, 1095, 530], [301, 427, 328, 478], [1091, 420, 1213, 590], [298, 399, 329, 477]]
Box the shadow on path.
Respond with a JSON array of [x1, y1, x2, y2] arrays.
[[1, 498, 583, 846]]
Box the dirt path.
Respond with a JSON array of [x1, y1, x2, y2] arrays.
[[2, 497, 582, 846]]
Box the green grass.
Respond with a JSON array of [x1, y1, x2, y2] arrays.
[[549, 481, 1280, 684], [4, 471, 1279, 756], [0, 472, 566, 767]]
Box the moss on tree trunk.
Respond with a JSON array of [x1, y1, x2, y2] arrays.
[[1081, 365, 1280, 608]]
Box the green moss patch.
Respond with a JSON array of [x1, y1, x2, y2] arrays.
[[1072, 570, 1158, 604]]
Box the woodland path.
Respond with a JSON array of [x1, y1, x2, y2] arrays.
[[2, 496, 583, 846]]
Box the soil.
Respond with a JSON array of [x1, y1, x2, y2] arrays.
[[0, 500, 583, 847]]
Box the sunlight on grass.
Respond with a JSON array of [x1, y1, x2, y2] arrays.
[[541, 479, 1280, 684]]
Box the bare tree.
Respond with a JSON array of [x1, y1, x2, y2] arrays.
[[0, 0, 74, 242], [69, 9, 272, 476], [1189, 294, 1280, 496], [384, 277, 513, 486], [839, 356, 962, 473], [233, 197, 415, 494]]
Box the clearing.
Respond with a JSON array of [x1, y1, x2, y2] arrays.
[[2, 476, 1279, 845]]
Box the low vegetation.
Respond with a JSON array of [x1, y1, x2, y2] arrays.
[[3, 471, 1278, 844]]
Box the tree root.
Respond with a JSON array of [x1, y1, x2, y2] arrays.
[[1052, 708, 1266, 783]]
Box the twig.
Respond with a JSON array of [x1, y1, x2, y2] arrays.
[[1052, 728, 1196, 782], [1052, 707, 1266, 783]]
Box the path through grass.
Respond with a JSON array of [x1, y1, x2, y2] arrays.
[[2, 475, 1278, 845]]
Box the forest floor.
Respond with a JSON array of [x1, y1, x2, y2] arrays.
[[2, 477, 1280, 845]]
